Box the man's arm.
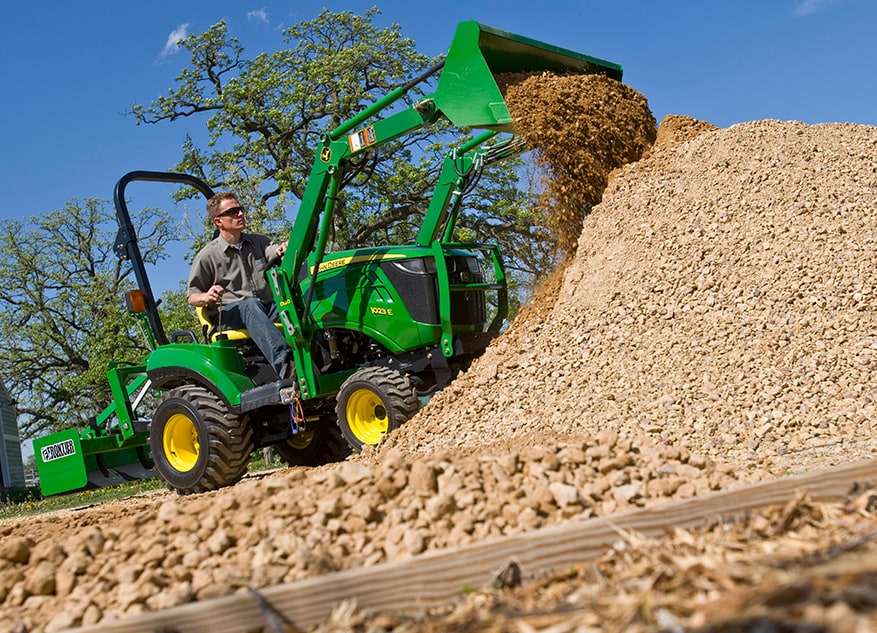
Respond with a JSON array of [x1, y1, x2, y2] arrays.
[[270, 241, 286, 259], [188, 285, 226, 308], [187, 247, 225, 307]]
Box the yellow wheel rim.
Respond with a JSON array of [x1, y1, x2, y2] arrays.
[[163, 412, 200, 472], [346, 388, 388, 445], [286, 428, 315, 450]]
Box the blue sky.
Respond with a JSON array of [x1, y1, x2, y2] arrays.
[[2, 0, 876, 296]]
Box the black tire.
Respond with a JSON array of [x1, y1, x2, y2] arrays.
[[150, 385, 253, 494], [274, 421, 351, 467], [335, 367, 420, 452]]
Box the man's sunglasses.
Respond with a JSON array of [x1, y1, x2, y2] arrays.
[[217, 205, 246, 218]]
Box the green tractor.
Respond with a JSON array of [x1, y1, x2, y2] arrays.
[[33, 21, 622, 495]]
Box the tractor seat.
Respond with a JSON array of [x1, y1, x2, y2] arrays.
[[195, 305, 284, 343], [195, 305, 255, 343]]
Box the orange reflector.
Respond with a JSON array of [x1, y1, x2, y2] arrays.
[[125, 289, 147, 313]]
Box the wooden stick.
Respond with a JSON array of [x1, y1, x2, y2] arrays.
[[73, 458, 877, 633]]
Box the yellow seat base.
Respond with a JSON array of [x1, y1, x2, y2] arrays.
[[195, 305, 283, 343], [195, 306, 253, 342]]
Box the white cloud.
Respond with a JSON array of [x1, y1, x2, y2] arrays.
[[793, 0, 843, 16], [247, 9, 269, 25], [161, 23, 190, 58]]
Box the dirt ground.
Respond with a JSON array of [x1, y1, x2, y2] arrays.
[[3, 73, 877, 633]]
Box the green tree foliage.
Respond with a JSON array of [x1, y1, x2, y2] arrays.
[[133, 8, 558, 303], [0, 200, 179, 438]]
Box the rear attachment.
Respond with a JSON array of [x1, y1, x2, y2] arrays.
[[33, 363, 155, 496]]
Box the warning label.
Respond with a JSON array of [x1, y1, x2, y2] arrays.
[[348, 126, 377, 153], [40, 438, 76, 462]]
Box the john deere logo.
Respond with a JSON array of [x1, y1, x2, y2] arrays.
[[320, 146, 332, 162]]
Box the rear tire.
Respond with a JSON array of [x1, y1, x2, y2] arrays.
[[274, 421, 351, 467], [335, 367, 420, 452], [150, 385, 253, 494]]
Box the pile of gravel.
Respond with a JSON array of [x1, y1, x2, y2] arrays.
[[382, 117, 877, 478]]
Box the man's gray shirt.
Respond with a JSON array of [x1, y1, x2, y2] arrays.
[[187, 233, 279, 314]]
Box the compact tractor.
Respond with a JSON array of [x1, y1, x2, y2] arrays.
[[33, 21, 622, 495]]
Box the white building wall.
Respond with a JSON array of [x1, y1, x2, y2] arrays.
[[0, 381, 25, 489]]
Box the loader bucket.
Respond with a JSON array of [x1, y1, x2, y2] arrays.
[[433, 21, 623, 131]]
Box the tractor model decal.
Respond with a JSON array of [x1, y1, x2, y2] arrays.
[[369, 306, 394, 316]]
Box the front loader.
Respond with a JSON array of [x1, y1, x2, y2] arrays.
[[34, 21, 623, 495]]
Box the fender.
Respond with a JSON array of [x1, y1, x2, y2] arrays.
[[145, 342, 254, 407]]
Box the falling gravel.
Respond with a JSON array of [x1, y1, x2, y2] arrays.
[[502, 72, 656, 253]]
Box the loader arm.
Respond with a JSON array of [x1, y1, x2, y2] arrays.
[[272, 20, 621, 345], [272, 115, 442, 346], [265, 20, 621, 401]]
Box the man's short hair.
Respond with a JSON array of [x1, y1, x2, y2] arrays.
[[207, 191, 239, 219]]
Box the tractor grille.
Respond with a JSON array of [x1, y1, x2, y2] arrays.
[[382, 256, 487, 326]]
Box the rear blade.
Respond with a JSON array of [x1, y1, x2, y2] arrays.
[[34, 429, 155, 496], [84, 448, 156, 490], [33, 429, 90, 496]]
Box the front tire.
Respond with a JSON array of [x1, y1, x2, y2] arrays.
[[150, 385, 253, 494], [335, 367, 420, 451]]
